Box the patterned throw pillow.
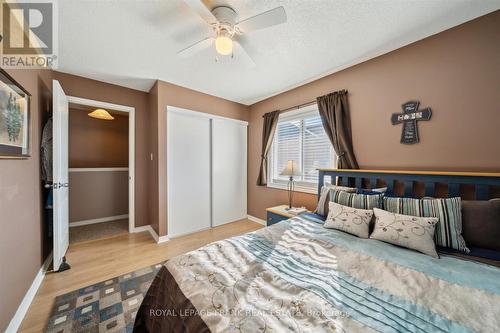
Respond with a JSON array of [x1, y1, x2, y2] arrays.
[[330, 189, 384, 210], [383, 197, 469, 252], [370, 208, 439, 257], [316, 184, 357, 216], [324, 202, 373, 238]]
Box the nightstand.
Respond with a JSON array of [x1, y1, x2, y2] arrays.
[[266, 205, 309, 226]]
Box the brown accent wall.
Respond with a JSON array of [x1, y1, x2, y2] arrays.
[[0, 69, 52, 331], [248, 11, 500, 220], [68, 109, 129, 223], [149, 80, 249, 236], [147, 84, 159, 234], [53, 71, 150, 227], [69, 109, 128, 168], [69, 171, 128, 222]]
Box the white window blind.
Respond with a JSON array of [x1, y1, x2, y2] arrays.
[[268, 104, 336, 192]]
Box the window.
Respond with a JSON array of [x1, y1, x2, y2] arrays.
[[268, 104, 336, 193]]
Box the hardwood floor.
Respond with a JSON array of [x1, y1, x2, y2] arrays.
[[19, 219, 263, 332]]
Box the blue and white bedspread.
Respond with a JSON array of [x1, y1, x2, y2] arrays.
[[166, 215, 500, 333]]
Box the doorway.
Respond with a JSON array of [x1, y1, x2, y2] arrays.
[[51, 82, 136, 270], [66, 97, 135, 243], [68, 103, 129, 243]]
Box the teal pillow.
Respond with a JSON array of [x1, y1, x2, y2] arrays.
[[329, 189, 383, 210], [383, 197, 469, 253]]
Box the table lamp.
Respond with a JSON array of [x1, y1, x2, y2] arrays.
[[280, 160, 301, 210]]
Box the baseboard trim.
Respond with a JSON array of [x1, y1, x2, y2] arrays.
[[5, 252, 53, 333], [132, 225, 151, 233], [247, 214, 267, 226], [167, 226, 211, 239], [69, 214, 129, 227], [133, 225, 169, 244], [157, 235, 170, 244]]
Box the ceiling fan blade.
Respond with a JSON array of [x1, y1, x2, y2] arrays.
[[236, 6, 286, 33], [233, 41, 256, 68], [183, 0, 219, 25], [177, 37, 214, 57]]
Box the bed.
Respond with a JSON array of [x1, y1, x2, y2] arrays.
[[134, 170, 500, 333]]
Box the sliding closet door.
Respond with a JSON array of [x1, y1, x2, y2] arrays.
[[167, 109, 211, 237], [212, 118, 247, 226]]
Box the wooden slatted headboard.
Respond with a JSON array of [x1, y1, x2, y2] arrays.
[[318, 169, 500, 200]]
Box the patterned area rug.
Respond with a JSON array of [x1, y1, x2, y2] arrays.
[[46, 262, 165, 333]]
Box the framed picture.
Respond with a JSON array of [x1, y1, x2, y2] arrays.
[[0, 68, 31, 158]]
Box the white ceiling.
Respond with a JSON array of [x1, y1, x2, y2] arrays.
[[57, 0, 500, 105]]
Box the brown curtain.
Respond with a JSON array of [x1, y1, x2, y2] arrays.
[[317, 90, 359, 169], [257, 110, 280, 185]]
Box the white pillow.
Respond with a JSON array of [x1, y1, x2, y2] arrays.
[[316, 184, 357, 216], [370, 208, 439, 258], [324, 202, 373, 238]]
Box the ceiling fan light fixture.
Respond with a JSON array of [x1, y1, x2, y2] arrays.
[[215, 30, 233, 55], [88, 108, 114, 120], [178, 3, 286, 65]]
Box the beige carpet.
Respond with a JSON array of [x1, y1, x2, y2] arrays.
[[69, 219, 129, 243]]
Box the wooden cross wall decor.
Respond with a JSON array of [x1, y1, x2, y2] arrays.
[[391, 101, 432, 144]]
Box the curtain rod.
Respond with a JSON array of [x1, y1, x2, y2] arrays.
[[280, 100, 317, 113], [270, 89, 349, 115]]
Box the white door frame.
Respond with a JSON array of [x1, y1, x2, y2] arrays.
[[67, 96, 135, 232]]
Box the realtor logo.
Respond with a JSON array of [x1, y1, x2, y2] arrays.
[[1, 0, 57, 68]]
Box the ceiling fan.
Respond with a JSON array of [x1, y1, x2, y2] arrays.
[[178, 0, 287, 66]]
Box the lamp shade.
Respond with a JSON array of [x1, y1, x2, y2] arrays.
[[88, 109, 114, 120], [280, 160, 301, 177]]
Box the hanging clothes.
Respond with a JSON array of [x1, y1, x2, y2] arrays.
[[41, 117, 54, 238], [41, 117, 53, 182], [45, 188, 53, 238]]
